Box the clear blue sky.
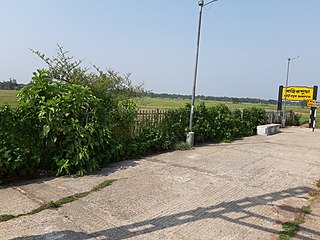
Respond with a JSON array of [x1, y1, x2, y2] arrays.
[[0, 0, 319, 99]]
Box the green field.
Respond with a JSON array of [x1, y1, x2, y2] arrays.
[[0, 90, 315, 126], [137, 97, 313, 125], [137, 97, 277, 110], [0, 90, 18, 108]]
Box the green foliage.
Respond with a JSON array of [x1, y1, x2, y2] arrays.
[[0, 214, 15, 222], [31, 45, 144, 101], [0, 104, 42, 179], [286, 113, 301, 126], [301, 205, 311, 214], [0, 70, 113, 179], [29, 70, 112, 176], [191, 104, 268, 143], [0, 78, 25, 90], [242, 107, 268, 136], [0, 69, 269, 181], [91, 179, 115, 192], [0, 46, 272, 181], [279, 219, 301, 240], [192, 103, 223, 142], [31, 201, 58, 214], [116, 103, 269, 156], [317, 179, 320, 188]]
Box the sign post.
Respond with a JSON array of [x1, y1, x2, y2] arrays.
[[278, 85, 318, 129], [309, 86, 318, 131], [277, 86, 283, 111]]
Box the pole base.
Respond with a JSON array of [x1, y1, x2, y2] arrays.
[[186, 132, 194, 147]]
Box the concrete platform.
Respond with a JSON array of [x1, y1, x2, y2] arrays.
[[0, 127, 319, 240]]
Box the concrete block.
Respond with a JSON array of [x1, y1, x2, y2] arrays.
[[257, 124, 280, 136]]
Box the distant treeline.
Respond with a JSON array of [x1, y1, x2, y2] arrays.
[[144, 92, 278, 105], [0, 78, 26, 90]]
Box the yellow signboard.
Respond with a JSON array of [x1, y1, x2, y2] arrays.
[[282, 86, 314, 101], [307, 100, 320, 107]]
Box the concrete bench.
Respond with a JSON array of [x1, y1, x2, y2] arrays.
[[257, 124, 280, 136]]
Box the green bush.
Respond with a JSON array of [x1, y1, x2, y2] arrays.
[[242, 107, 268, 136], [0, 105, 42, 178], [0, 70, 274, 181], [0, 70, 114, 179], [187, 103, 268, 143], [286, 112, 301, 126]]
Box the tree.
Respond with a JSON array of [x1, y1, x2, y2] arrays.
[[0, 78, 25, 90], [31, 45, 144, 101]]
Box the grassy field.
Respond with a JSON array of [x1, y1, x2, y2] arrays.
[[137, 97, 278, 110], [0, 90, 18, 108], [138, 97, 313, 125], [0, 90, 315, 126]]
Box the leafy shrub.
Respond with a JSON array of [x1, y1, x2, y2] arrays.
[[286, 112, 301, 126], [242, 107, 268, 136], [0, 70, 274, 181], [0, 105, 42, 179], [0, 70, 114, 178], [188, 103, 267, 143]]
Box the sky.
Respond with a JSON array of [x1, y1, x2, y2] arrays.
[[0, 0, 319, 100]]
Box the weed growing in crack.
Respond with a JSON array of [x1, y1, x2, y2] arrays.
[[0, 178, 115, 222], [279, 219, 301, 240], [301, 205, 312, 214], [0, 214, 15, 222]]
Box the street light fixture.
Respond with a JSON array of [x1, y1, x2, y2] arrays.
[[186, 0, 218, 147], [281, 56, 300, 127]]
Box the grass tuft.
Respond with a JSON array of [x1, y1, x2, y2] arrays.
[[31, 201, 58, 214], [54, 192, 89, 206], [91, 179, 114, 192], [301, 205, 311, 214], [279, 219, 301, 240], [0, 214, 15, 222], [174, 142, 192, 151]]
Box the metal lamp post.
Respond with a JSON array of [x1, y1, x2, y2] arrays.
[[281, 56, 300, 127], [186, 0, 218, 147]]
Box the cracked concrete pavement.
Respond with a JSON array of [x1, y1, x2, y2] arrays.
[[0, 127, 320, 239]]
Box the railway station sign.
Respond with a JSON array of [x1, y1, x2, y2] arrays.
[[282, 86, 314, 101]]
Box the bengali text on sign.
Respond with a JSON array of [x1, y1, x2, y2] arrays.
[[282, 87, 314, 101]]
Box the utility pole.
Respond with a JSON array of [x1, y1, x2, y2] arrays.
[[186, 0, 218, 147], [282, 56, 299, 127]]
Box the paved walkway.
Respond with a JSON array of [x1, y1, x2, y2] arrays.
[[0, 127, 320, 240]]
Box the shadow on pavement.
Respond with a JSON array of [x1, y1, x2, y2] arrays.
[[9, 186, 319, 240], [1, 159, 139, 189]]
